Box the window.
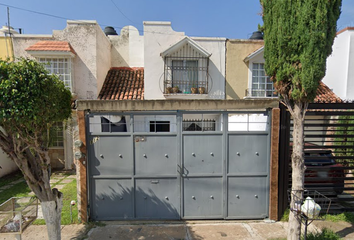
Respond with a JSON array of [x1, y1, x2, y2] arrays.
[[150, 121, 170, 132], [38, 57, 72, 91], [182, 113, 222, 132], [50, 122, 64, 148], [171, 60, 198, 92], [249, 63, 276, 98]]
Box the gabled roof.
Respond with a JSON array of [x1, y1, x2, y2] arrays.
[[26, 41, 76, 56], [315, 81, 342, 103], [98, 67, 144, 100], [160, 36, 211, 58], [244, 46, 264, 62]]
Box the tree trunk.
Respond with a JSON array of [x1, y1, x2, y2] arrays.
[[41, 189, 63, 240], [287, 103, 306, 240]]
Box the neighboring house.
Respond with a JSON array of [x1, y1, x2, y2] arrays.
[[322, 27, 354, 100], [0, 25, 18, 60], [12, 20, 111, 169]]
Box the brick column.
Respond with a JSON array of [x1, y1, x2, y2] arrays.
[[269, 108, 280, 220], [76, 110, 88, 222]]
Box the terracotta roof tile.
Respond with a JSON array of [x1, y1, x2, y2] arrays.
[[314, 81, 342, 103], [26, 41, 76, 55], [98, 67, 144, 100]]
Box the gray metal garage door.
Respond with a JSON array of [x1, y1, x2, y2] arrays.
[[87, 111, 270, 220]]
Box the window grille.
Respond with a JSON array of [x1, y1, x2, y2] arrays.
[[247, 63, 276, 98], [183, 119, 216, 131], [38, 57, 72, 92], [50, 122, 64, 147]]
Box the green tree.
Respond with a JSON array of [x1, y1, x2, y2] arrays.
[[0, 58, 72, 240], [260, 1, 341, 239]]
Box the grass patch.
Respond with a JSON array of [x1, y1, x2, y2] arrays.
[[0, 181, 31, 204], [60, 179, 78, 225], [280, 208, 290, 221], [304, 228, 341, 240], [33, 179, 78, 225], [0, 171, 23, 189], [325, 212, 354, 224]]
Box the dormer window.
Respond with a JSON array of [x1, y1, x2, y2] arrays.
[[25, 41, 76, 92], [161, 37, 211, 95], [249, 63, 276, 98], [244, 46, 277, 98]]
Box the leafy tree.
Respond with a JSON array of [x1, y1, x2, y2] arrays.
[[260, 0, 341, 239], [335, 114, 354, 166], [0, 58, 72, 240]]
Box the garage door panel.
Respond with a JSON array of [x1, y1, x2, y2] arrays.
[[183, 135, 223, 174], [90, 136, 133, 176], [227, 177, 267, 218], [92, 179, 133, 220], [183, 177, 223, 218], [135, 178, 180, 219], [228, 134, 268, 174], [135, 136, 177, 175]]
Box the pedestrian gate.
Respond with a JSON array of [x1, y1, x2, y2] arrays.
[[87, 111, 271, 220]]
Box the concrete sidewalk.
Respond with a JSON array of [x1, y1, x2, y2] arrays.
[[1, 219, 354, 240], [87, 221, 289, 240]]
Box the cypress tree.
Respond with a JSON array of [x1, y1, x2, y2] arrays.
[[260, 1, 341, 239]]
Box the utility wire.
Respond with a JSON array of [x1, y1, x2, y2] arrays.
[[110, 0, 136, 25], [0, 2, 225, 38]]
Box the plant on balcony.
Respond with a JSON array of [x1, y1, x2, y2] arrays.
[[165, 87, 173, 94], [172, 86, 179, 93], [198, 87, 206, 94]]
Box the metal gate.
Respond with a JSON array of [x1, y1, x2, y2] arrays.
[[87, 111, 270, 220]]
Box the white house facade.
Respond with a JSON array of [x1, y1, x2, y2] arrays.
[[322, 27, 354, 100]]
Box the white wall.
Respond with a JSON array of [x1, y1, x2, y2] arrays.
[[53, 20, 111, 99], [346, 31, 354, 100], [143, 21, 226, 100], [322, 29, 354, 100], [109, 26, 144, 68], [0, 150, 18, 178]]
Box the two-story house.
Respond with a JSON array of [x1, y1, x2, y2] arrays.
[[322, 27, 354, 100], [77, 21, 280, 222]]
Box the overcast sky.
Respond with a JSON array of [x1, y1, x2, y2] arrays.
[[0, 0, 353, 39]]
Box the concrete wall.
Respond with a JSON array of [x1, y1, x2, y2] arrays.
[[143, 21, 226, 100], [53, 20, 111, 99], [226, 39, 264, 99], [109, 26, 144, 68], [0, 149, 18, 178], [322, 28, 354, 100], [12, 35, 53, 58]]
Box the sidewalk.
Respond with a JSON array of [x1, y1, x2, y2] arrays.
[[2, 218, 354, 239], [2, 172, 354, 239]]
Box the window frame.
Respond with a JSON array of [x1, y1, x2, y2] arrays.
[[248, 62, 276, 98], [37, 57, 73, 92]]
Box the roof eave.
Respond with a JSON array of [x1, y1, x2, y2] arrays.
[[160, 36, 211, 58], [26, 50, 76, 58]]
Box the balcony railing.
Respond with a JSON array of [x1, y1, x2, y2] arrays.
[[163, 57, 209, 95], [245, 88, 278, 98]]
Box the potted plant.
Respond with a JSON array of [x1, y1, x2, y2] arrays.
[[191, 82, 198, 94], [198, 87, 206, 94], [165, 87, 173, 94], [191, 87, 198, 94], [172, 86, 179, 93]]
